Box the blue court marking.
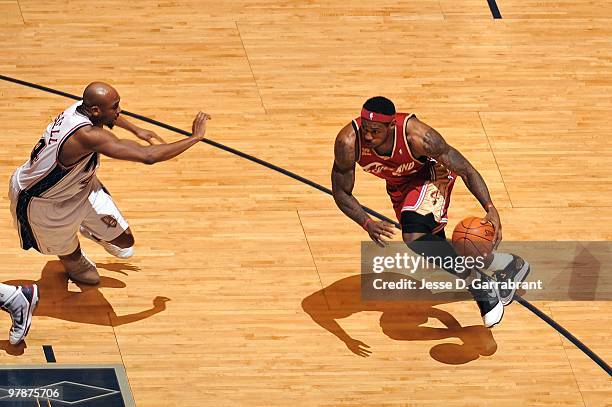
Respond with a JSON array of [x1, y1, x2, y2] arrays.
[[43, 345, 56, 363]]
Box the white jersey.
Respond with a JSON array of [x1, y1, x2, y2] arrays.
[[13, 101, 98, 201], [9, 101, 129, 255]]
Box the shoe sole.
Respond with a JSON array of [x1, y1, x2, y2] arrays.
[[501, 261, 531, 306], [485, 303, 504, 328], [485, 285, 505, 328], [22, 284, 39, 340]]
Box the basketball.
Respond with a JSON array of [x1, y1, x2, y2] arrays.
[[451, 216, 495, 260]]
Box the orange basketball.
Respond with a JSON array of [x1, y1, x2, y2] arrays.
[[451, 216, 495, 259]]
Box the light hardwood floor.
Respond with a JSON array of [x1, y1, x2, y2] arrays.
[[0, 1, 610, 406]]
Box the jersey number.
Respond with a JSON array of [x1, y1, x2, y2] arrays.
[[30, 137, 46, 165]]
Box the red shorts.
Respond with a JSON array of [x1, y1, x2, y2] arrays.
[[386, 163, 456, 233]]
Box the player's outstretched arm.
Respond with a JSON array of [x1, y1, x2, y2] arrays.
[[407, 117, 502, 247], [115, 115, 166, 145], [77, 112, 210, 165], [331, 124, 395, 246]]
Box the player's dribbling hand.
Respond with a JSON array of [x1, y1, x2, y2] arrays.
[[192, 111, 211, 140], [364, 219, 395, 247], [481, 206, 502, 249]]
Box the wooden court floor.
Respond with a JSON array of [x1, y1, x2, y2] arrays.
[[0, 1, 611, 406]]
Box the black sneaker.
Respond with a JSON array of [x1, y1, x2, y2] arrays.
[[468, 281, 504, 328], [493, 255, 530, 306]]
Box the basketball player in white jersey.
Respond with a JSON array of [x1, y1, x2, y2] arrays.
[[3, 82, 210, 344]]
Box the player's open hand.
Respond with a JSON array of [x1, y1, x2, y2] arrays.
[[135, 128, 166, 145], [481, 206, 502, 248], [344, 338, 372, 357], [364, 219, 395, 247], [192, 112, 211, 140]]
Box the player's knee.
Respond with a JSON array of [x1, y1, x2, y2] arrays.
[[401, 211, 437, 242], [402, 233, 425, 244], [122, 232, 135, 248], [110, 229, 135, 248]]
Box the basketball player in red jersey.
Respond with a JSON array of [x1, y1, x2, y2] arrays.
[[332, 97, 529, 329]]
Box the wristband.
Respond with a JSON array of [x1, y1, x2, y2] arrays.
[[362, 218, 373, 231]]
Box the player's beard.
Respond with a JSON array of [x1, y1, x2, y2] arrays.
[[89, 116, 106, 128], [106, 115, 119, 129]]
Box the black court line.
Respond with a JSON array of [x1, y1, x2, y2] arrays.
[[487, 0, 503, 19], [0, 75, 394, 226], [516, 298, 611, 376], [42, 345, 56, 363], [1, 75, 610, 377]]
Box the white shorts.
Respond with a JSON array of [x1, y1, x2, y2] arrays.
[[9, 176, 129, 256]]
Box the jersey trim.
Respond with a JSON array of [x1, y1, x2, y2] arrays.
[[56, 122, 92, 169], [84, 153, 99, 172], [402, 114, 421, 163], [16, 165, 73, 252], [74, 104, 89, 119], [351, 120, 361, 162]]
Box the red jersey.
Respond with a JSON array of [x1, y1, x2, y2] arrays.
[[354, 113, 428, 186]]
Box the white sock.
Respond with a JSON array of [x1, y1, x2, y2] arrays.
[[0, 283, 18, 306], [485, 252, 513, 272]]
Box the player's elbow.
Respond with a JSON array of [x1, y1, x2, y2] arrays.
[[301, 292, 324, 316], [142, 151, 157, 165], [460, 171, 476, 187], [331, 186, 349, 205], [330, 177, 343, 200], [331, 188, 343, 206]]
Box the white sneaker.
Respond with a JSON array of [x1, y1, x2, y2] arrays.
[[469, 282, 504, 328], [80, 226, 132, 259], [1, 285, 39, 345], [481, 299, 504, 328], [64, 250, 100, 285]]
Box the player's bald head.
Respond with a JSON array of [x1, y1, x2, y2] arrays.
[[81, 82, 121, 128], [82, 82, 119, 108]]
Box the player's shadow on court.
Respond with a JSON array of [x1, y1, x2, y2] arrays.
[[302, 273, 497, 364], [0, 340, 26, 356], [1, 260, 169, 346]]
